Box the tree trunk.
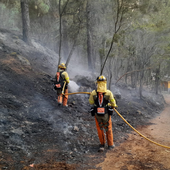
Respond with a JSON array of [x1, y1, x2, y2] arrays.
[[57, 0, 69, 69], [125, 59, 130, 85], [108, 72, 112, 90], [108, 57, 113, 90], [65, 21, 81, 67], [62, 18, 69, 60], [139, 70, 144, 99], [131, 60, 137, 88], [155, 65, 160, 95], [58, 0, 62, 69], [86, 0, 93, 71], [21, 0, 31, 45], [114, 55, 118, 80]]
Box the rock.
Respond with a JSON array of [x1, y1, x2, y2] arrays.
[[74, 75, 96, 89], [136, 110, 142, 114], [115, 93, 121, 99], [72, 101, 76, 105], [17, 55, 30, 65], [74, 126, 79, 132], [10, 52, 17, 56]]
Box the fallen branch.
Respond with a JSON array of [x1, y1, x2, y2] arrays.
[[115, 67, 152, 84]]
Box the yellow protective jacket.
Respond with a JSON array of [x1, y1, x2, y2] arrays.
[[89, 90, 117, 108], [59, 69, 70, 84]]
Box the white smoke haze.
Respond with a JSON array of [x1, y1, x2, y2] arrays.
[[48, 112, 73, 135], [0, 29, 121, 98], [68, 80, 79, 93], [59, 45, 99, 82], [29, 94, 75, 136], [32, 40, 58, 59], [0, 2, 21, 31], [65, 49, 94, 78], [0, 3, 98, 80], [0, 5, 117, 95]]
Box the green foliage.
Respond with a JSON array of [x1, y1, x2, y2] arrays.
[[109, 53, 114, 58], [132, 1, 170, 33], [0, 1, 20, 30], [0, 3, 6, 10], [1, 0, 170, 80], [29, 0, 50, 18], [99, 48, 105, 57], [38, 1, 49, 14], [138, 1, 150, 14], [113, 34, 120, 43], [106, 39, 111, 48], [0, 0, 20, 8]]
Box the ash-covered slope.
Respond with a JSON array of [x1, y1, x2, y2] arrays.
[[0, 29, 165, 170]]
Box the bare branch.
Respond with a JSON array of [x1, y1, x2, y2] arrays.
[[57, 0, 70, 69], [65, 19, 82, 67], [61, 0, 70, 16], [100, 0, 125, 75], [57, 0, 62, 68], [115, 58, 163, 84]]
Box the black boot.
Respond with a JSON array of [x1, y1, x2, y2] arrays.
[[98, 144, 105, 152], [108, 144, 115, 150]]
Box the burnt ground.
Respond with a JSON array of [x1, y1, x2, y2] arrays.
[[0, 29, 165, 170]]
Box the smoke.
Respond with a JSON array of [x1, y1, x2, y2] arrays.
[[0, 2, 21, 31], [65, 59, 89, 78], [31, 38, 96, 80], [29, 94, 74, 134], [68, 80, 79, 93], [32, 40, 58, 59]]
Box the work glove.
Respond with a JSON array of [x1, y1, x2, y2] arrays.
[[108, 106, 113, 115], [108, 103, 118, 108], [90, 106, 96, 116], [113, 105, 118, 109], [54, 85, 57, 90], [50, 78, 56, 83]]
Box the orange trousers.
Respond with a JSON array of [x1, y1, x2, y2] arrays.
[[95, 115, 114, 146], [57, 88, 68, 106]]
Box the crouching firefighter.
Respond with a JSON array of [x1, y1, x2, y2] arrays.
[[89, 75, 117, 152], [54, 63, 70, 106]]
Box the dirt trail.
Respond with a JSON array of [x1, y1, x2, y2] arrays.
[[96, 94, 170, 170]]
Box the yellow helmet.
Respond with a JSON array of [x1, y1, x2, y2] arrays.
[[58, 63, 66, 69], [97, 75, 107, 82], [96, 75, 107, 92]]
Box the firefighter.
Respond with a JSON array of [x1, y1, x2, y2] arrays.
[[54, 63, 69, 106], [89, 75, 117, 152]]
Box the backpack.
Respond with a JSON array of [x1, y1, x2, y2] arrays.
[[91, 92, 114, 131], [54, 71, 64, 90], [90, 91, 113, 116]]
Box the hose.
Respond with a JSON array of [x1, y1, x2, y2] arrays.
[[61, 91, 170, 149], [63, 92, 91, 95], [62, 82, 67, 94], [114, 108, 170, 149]]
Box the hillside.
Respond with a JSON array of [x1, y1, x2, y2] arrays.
[[0, 29, 165, 170]]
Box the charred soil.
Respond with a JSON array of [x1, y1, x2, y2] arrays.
[[0, 29, 167, 170]]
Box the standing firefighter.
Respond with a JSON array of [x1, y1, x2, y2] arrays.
[[54, 63, 69, 106], [89, 75, 117, 152]]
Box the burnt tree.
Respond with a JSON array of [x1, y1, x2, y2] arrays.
[[86, 0, 93, 71], [155, 64, 161, 94], [20, 0, 32, 45]]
